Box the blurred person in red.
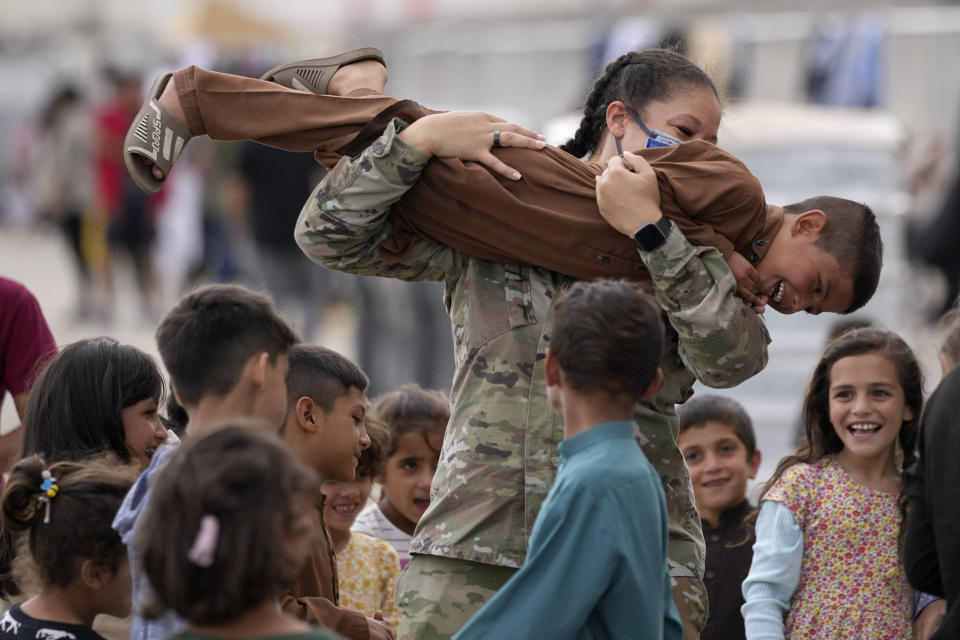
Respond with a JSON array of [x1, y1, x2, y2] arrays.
[[0, 277, 56, 471], [95, 69, 160, 318]]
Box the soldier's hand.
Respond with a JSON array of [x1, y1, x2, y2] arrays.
[[595, 152, 662, 237], [399, 111, 546, 181]]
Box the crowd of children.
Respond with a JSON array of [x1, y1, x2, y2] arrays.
[[3, 40, 960, 640], [1, 278, 958, 640]]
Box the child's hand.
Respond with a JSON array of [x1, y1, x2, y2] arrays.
[[366, 614, 395, 640], [725, 252, 767, 313], [399, 111, 546, 181], [595, 151, 662, 237], [913, 598, 946, 640]]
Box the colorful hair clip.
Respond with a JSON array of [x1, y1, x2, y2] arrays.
[[37, 470, 60, 523]]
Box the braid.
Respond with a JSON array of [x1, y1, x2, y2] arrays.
[[560, 53, 640, 158], [560, 48, 719, 159]]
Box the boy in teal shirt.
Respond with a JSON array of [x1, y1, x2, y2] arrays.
[[455, 279, 682, 640]]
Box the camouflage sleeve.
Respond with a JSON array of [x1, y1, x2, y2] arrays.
[[639, 222, 770, 388], [295, 118, 463, 282]]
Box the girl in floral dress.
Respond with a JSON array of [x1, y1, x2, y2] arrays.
[[742, 327, 922, 639]]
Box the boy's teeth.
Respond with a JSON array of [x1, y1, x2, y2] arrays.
[[774, 281, 784, 303]]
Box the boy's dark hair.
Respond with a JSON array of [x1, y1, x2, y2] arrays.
[[370, 385, 449, 457], [678, 395, 757, 458], [561, 48, 720, 158], [286, 344, 369, 412], [140, 425, 319, 625], [1, 455, 136, 594], [357, 414, 389, 479], [550, 280, 664, 400], [20, 338, 164, 464], [155, 285, 298, 406], [783, 196, 883, 314]]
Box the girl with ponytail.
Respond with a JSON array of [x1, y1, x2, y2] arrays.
[[0, 456, 136, 640]]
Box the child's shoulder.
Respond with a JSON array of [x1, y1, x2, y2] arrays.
[[0, 605, 106, 640], [351, 530, 401, 563], [765, 459, 834, 507]]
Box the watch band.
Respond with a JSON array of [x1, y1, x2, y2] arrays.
[[633, 216, 672, 252]]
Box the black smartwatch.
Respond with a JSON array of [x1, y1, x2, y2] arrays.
[[633, 216, 672, 252]]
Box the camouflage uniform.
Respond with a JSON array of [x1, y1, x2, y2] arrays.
[[296, 121, 771, 640]]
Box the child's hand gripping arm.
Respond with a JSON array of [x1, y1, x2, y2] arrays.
[[725, 251, 768, 313], [595, 151, 770, 388]]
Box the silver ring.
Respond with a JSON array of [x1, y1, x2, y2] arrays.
[[493, 130, 502, 148]]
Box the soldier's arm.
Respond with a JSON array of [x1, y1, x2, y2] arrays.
[[596, 152, 769, 388], [640, 229, 769, 387], [296, 118, 463, 283]]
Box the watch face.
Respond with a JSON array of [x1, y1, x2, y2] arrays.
[[634, 220, 667, 251]]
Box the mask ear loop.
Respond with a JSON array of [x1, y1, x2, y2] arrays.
[[598, 103, 626, 158]]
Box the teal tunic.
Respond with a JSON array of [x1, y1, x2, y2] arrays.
[[455, 421, 683, 640]]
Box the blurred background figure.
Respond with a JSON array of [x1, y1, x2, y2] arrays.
[[233, 141, 330, 340], [32, 84, 95, 320], [96, 69, 161, 321]]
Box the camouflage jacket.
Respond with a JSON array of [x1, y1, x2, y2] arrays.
[[296, 120, 771, 578]]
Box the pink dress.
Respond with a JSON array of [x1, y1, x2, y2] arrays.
[[766, 458, 913, 639]]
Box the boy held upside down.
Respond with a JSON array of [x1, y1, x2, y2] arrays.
[[125, 48, 881, 316]]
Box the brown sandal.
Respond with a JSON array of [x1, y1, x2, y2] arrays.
[[259, 47, 385, 94], [123, 73, 193, 194]]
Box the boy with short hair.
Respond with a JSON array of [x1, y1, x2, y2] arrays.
[[279, 344, 394, 640], [454, 280, 681, 640], [115, 284, 300, 640], [677, 395, 762, 640]]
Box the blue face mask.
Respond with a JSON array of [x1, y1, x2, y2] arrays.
[[614, 106, 683, 156]]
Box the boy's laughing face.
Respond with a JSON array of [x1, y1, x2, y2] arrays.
[[312, 386, 370, 482], [755, 207, 854, 315]]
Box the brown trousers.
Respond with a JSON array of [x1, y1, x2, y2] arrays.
[[173, 66, 653, 282]]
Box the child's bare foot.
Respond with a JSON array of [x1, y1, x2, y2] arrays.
[[327, 60, 387, 96], [148, 80, 188, 180]]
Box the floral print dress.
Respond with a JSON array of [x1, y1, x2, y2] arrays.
[[765, 458, 913, 639]]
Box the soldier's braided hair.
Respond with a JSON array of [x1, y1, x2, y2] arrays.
[[559, 48, 720, 159]]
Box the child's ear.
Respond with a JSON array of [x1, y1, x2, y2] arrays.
[[604, 101, 630, 139], [748, 449, 763, 480], [296, 396, 322, 433], [79, 559, 104, 590], [544, 349, 561, 387], [791, 209, 827, 240], [639, 368, 664, 400], [247, 351, 271, 390]]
